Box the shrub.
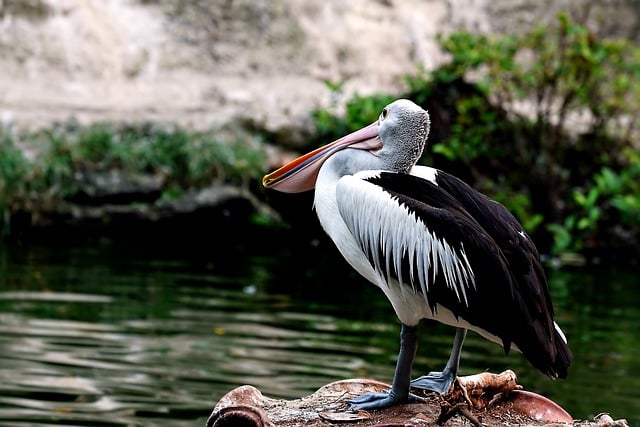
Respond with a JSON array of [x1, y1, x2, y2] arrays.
[[412, 12, 640, 258]]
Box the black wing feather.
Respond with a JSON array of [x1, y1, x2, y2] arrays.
[[363, 170, 572, 378]]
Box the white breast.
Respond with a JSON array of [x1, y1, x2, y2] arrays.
[[314, 166, 381, 287]]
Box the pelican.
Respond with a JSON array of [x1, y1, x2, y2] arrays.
[[262, 99, 572, 410]]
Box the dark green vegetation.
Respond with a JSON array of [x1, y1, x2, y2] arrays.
[[1, 13, 638, 263], [313, 13, 640, 262], [0, 123, 266, 234]]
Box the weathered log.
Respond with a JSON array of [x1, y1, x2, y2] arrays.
[[206, 371, 629, 427]]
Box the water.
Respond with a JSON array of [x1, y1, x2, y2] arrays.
[[0, 238, 638, 426]]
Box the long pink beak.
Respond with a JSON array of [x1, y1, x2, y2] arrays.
[[262, 121, 382, 193]]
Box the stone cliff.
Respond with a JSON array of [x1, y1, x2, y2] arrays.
[[1, 0, 636, 137]]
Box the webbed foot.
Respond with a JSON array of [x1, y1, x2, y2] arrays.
[[410, 368, 456, 394], [348, 390, 424, 411], [347, 390, 402, 411]]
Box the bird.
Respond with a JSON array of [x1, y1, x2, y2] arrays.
[[262, 99, 572, 411]]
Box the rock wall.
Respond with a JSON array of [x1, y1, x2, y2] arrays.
[[0, 0, 638, 136]]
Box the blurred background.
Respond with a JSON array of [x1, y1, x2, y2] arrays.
[[0, 1, 639, 426]]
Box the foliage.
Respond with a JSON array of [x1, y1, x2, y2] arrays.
[[550, 158, 640, 255], [0, 123, 267, 231], [414, 12, 640, 259], [47, 123, 264, 187], [0, 132, 29, 231]]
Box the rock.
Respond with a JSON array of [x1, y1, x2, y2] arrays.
[[68, 170, 165, 205], [13, 183, 263, 239]]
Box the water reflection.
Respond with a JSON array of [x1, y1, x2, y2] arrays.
[[0, 241, 638, 426]]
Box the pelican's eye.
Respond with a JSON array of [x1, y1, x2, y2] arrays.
[[379, 107, 389, 122]]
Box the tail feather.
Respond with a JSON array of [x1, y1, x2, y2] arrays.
[[517, 320, 572, 379], [551, 323, 572, 379]]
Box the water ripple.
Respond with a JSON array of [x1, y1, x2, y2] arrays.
[[0, 245, 638, 425]]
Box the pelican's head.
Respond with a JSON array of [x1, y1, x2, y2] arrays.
[[262, 99, 430, 193], [376, 99, 430, 174]]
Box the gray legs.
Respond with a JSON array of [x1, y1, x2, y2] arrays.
[[348, 323, 417, 410], [409, 328, 467, 394], [348, 326, 468, 411]]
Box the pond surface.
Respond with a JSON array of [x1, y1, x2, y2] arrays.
[[0, 238, 638, 426]]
